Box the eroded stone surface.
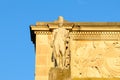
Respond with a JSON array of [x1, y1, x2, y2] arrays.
[[71, 41, 120, 78], [49, 68, 71, 80]]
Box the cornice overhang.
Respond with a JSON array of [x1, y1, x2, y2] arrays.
[[30, 21, 120, 44]]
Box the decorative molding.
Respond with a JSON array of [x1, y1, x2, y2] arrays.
[[33, 30, 120, 41], [34, 31, 52, 35], [70, 31, 120, 41]]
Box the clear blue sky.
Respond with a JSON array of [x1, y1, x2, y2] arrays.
[[0, 0, 120, 80]]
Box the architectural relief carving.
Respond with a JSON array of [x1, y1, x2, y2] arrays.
[[30, 16, 120, 80], [72, 41, 120, 78]]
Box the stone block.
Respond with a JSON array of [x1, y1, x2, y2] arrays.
[[36, 55, 47, 66], [49, 68, 71, 80], [36, 66, 48, 76]]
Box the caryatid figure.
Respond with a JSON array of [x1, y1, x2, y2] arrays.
[[51, 16, 70, 68]]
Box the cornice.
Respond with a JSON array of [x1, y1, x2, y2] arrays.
[[30, 17, 120, 44], [36, 22, 120, 26], [31, 22, 120, 31]]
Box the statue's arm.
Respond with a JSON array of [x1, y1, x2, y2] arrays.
[[66, 30, 70, 42], [51, 30, 57, 48]]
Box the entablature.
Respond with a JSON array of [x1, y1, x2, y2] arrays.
[[30, 18, 120, 43]]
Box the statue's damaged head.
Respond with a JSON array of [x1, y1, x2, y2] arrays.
[[58, 16, 64, 27]]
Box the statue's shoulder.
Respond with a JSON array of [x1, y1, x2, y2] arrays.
[[63, 28, 69, 32], [61, 28, 67, 31], [53, 29, 58, 32]]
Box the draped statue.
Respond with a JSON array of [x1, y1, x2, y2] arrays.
[[51, 16, 70, 69]]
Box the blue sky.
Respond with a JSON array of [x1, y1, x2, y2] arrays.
[[0, 0, 120, 80]]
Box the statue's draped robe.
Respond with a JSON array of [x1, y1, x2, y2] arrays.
[[52, 27, 69, 68]]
